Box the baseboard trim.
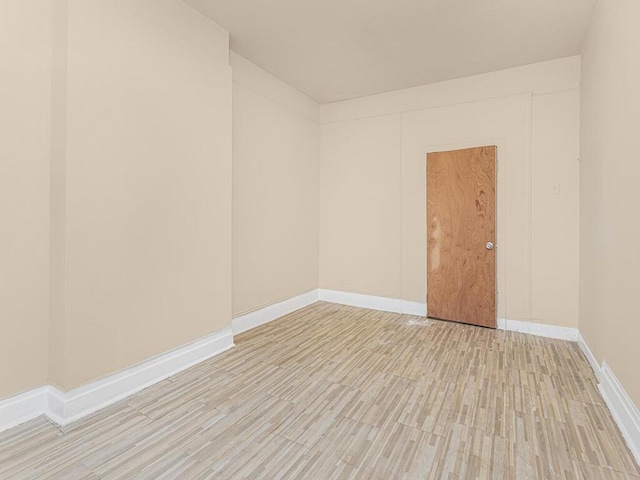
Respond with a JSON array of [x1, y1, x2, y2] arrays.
[[401, 300, 428, 316], [3, 296, 638, 471], [0, 326, 234, 432], [577, 331, 601, 381], [318, 289, 427, 316], [232, 290, 320, 334], [497, 318, 579, 341], [0, 386, 50, 433], [599, 361, 640, 467]]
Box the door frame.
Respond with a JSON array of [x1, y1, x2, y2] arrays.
[[425, 139, 507, 323]]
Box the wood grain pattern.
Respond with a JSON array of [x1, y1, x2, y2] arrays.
[[0, 302, 638, 479], [427, 146, 497, 327]]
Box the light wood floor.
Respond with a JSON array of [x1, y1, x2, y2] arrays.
[[1, 302, 639, 479]]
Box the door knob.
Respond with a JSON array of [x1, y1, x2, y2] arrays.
[[485, 242, 494, 250]]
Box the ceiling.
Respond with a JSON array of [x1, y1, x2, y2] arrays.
[[184, 0, 597, 104]]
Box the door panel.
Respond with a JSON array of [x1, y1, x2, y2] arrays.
[[426, 146, 496, 328]]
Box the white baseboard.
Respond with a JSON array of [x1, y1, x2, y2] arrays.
[[401, 300, 428, 316], [497, 318, 579, 341], [232, 290, 320, 335], [0, 386, 50, 433], [318, 290, 575, 339], [0, 326, 234, 432], [577, 331, 602, 381], [3, 292, 638, 472], [599, 362, 640, 467], [318, 289, 427, 316]]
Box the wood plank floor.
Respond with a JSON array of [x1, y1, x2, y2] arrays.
[[1, 302, 639, 479]]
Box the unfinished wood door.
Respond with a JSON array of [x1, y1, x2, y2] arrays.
[[427, 146, 496, 328]]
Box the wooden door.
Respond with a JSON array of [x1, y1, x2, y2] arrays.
[[426, 146, 496, 328]]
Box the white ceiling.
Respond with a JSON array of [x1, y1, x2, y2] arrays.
[[184, 0, 596, 104]]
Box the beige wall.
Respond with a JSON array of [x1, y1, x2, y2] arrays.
[[320, 115, 402, 299], [3, 1, 624, 414], [580, 0, 640, 405], [231, 53, 320, 316], [0, 0, 52, 398], [49, 0, 69, 394], [50, 0, 233, 391], [320, 57, 580, 328], [3, 0, 320, 399], [531, 91, 580, 327]]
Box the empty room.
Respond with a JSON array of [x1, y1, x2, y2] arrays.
[[1, 0, 640, 478]]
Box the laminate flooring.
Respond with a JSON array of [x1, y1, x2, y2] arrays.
[[1, 302, 638, 479]]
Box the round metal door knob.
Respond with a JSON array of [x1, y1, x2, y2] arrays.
[[485, 242, 494, 250]]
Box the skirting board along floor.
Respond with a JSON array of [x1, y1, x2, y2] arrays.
[[317, 289, 640, 463], [1, 288, 639, 467], [577, 331, 602, 381], [572, 332, 640, 466], [234, 289, 582, 343], [0, 387, 51, 434], [599, 361, 640, 467], [1, 302, 639, 478], [0, 327, 234, 433], [318, 289, 580, 342], [497, 317, 579, 341], [318, 289, 427, 316], [231, 289, 427, 335], [232, 290, 319, 334]]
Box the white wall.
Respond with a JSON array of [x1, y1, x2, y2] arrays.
[[2, 0, 322, 400], [0, 0, 52, 398], [231, 53, 320, 316], [0, 2, 586, 409], [50, 0, 233, 391], [320, 115, 402, 299], [320, 57, 580, 328], [580, 0, 640, 405], [531, 91, 580, 326]]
